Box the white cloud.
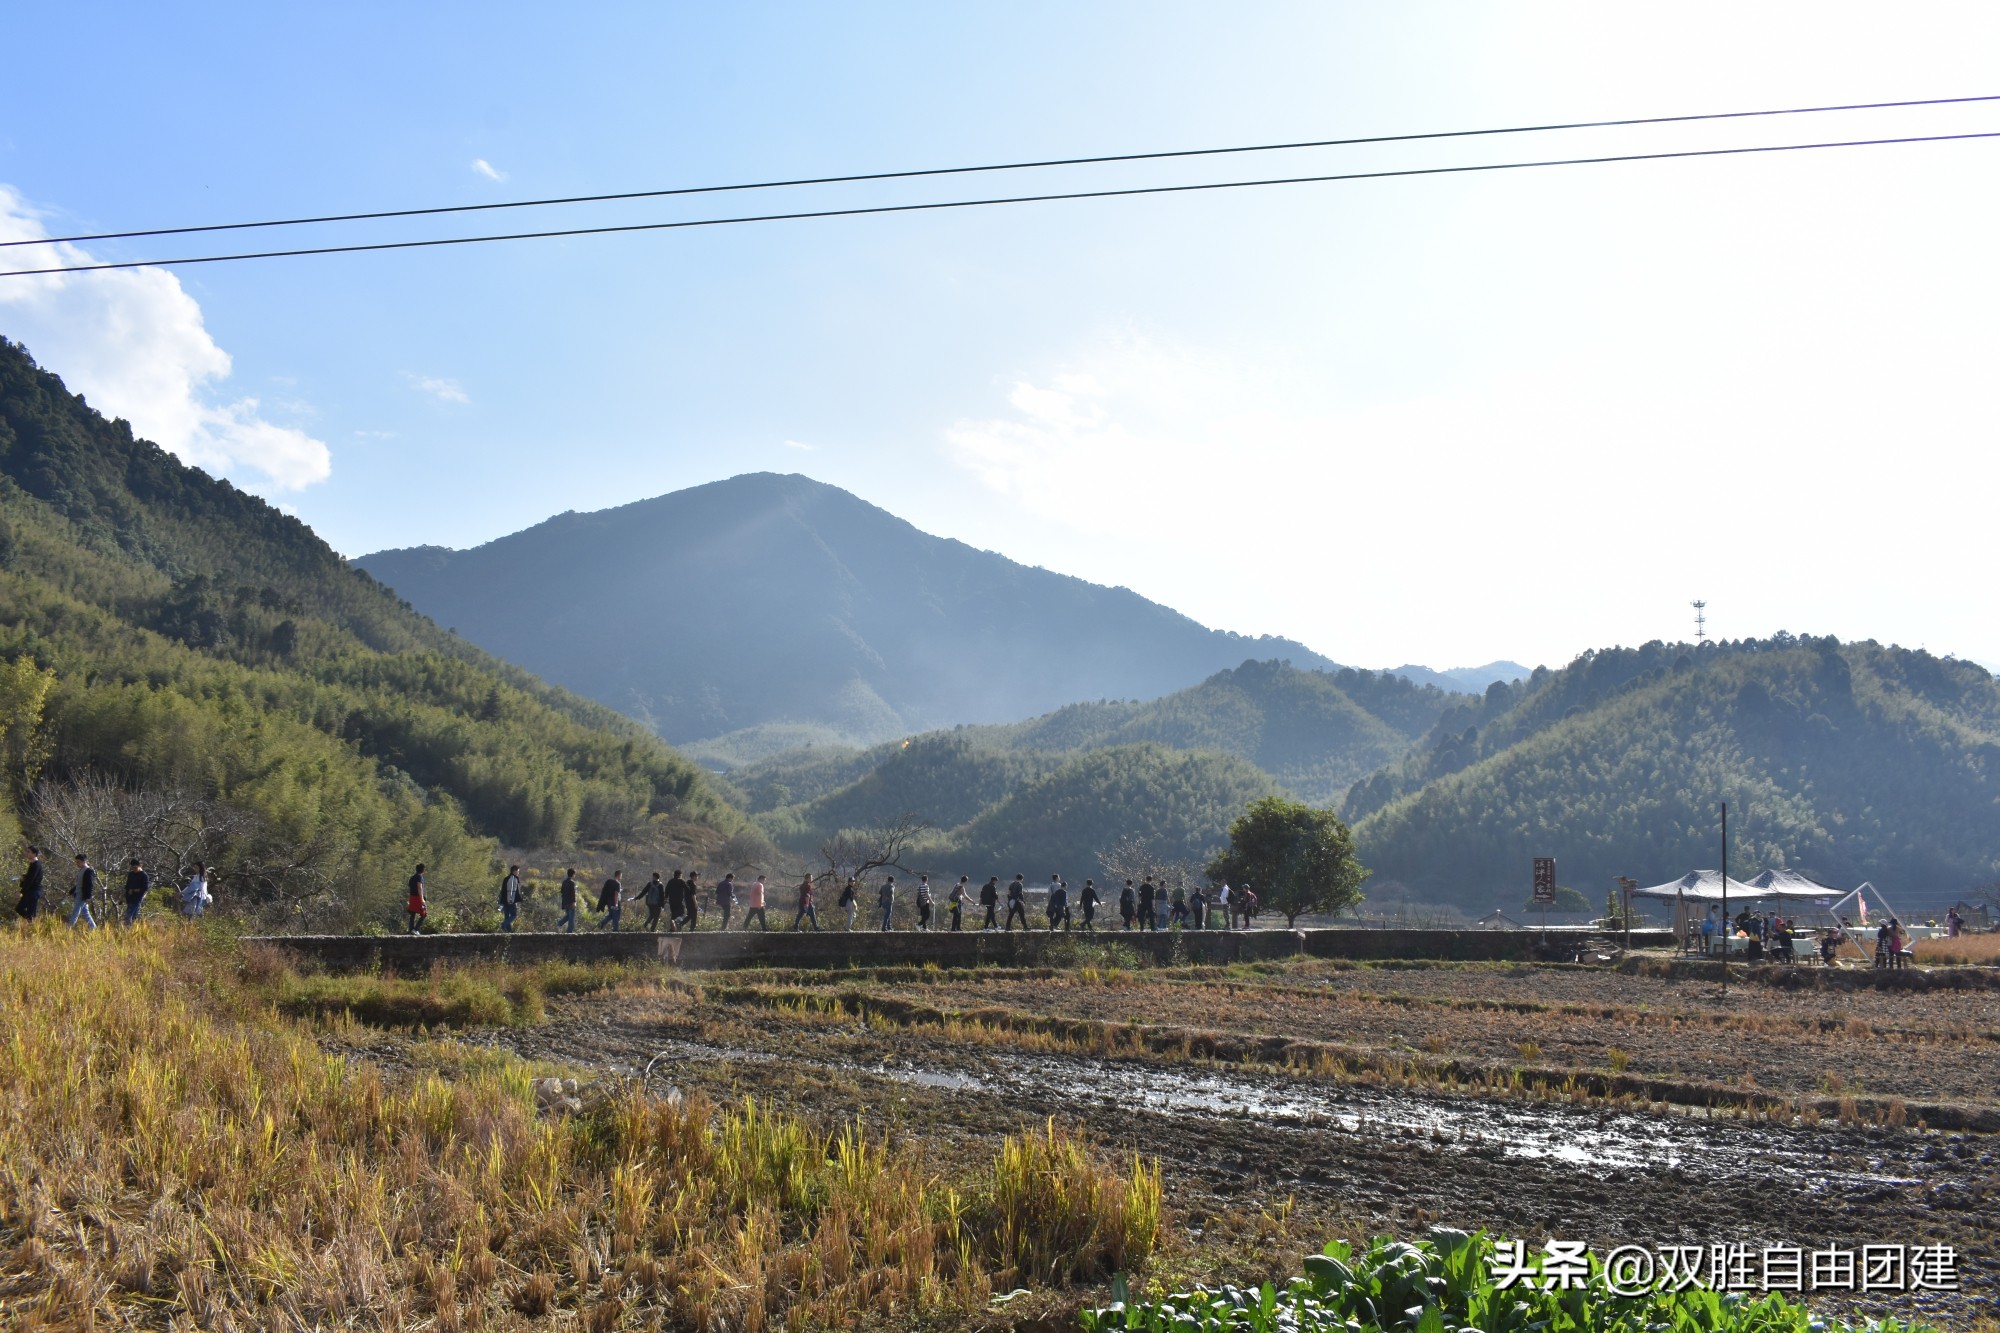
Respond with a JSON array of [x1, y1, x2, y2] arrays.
[[406, 373, 469, 404], [0, 187, 332, 491], [471, 159, 507, 182], [782, 438, 817, 451]]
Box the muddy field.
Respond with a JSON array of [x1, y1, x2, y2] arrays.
[[360, 957, 2000, 1326]]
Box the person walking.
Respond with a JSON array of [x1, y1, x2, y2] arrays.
[[1137, 879, 1156, 932], [1004, 874, 1029, 931], [663, 870, 687, 932], [838, 877, 859, 930], [121, 858, 150, 926], [878, 876, 896, 930], [1078, 879, 1099, 932], [684, 872, 703, 931], [637, 872, 666, 931], [597, 871, 623, 931], [1169, 882, 1188, 928], [499, 864, 524, 932], [1238, 885, 1259, 929], [16, 846, 44, 922], [949, 876, 968, 931], [404, 863, 426, 935], [1119, 880, 1136, 930], [718, 873, 738, 930], [1189, 884, 1207, 931], [1047, 877, 1069, 931], [744, 875, 769, 930], [180, 861, 212, 919], [791, 874, 819, 930], [1946, 906, 1963, 938], [916, 876, 933, 931], [559, 868, 580, 933], [1214, 881, 1233, 931], [979, 876, 1000, 930]]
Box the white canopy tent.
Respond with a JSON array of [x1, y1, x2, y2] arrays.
[[1629, 869, 1767, 904], [1630, 868, 1899, 964]]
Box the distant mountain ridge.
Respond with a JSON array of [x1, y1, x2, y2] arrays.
[[1384, 661, 1531, 694], [358, 473, 1342, 745]]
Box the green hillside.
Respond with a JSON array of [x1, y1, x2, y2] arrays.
[[733, 661, 1446, 880], [1349, 637, 2000, 909], [948, 744, 1279, 881], [0, 337, 738, 926]]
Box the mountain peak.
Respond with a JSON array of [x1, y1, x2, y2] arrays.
[[358, 474, 1341, 744]]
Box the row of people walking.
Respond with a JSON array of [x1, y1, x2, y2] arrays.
[[416, 862, 1262, 934], [15, 846, 213, 926]]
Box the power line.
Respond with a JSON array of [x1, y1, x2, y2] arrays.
[[5, 127, 1996, 279], [6, 92, 1996, 251]]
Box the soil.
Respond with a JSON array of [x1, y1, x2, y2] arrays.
[[362, 960, 2000, 1327]]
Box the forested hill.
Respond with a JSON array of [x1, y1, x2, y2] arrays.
[[0, 337, 738, 925], [356, 473, 1341, 747], [1347, 637, 2000, 909], [733, 660, 1455, 879]]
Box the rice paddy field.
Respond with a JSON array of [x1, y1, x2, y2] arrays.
[[4, 925, 1997, 1330]]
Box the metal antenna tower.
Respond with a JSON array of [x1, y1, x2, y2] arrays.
[[1691, 600, 1708, 644]]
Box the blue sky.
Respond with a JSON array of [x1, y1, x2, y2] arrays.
[[3, 3, 1998, 672]]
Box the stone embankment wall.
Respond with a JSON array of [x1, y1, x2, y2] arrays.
[[252, 926, 1675, 971]]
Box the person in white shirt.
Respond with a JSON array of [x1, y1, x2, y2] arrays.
[[180, 862, 212, 919], [1215, 881, 1232, 931]]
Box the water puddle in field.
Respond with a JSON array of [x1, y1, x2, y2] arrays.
[[590, 1036, 1921, 1188]]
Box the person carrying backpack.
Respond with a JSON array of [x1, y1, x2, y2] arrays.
[[1004, 875, 1029, 932], [597, 871, 623, 931], [405, 863, 426, 935], [1078, 879, 1099, 931], [121, 858, 150, 927], [979, 876, 1000, 930], [499, 864, 524, 932], [16, 846, 44, 922], [559, 868, 579, 933], [635, 872, 664, 931]]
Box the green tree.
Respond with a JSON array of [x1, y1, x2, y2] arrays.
[[1522, 885, 1590, 914], [1208, 795, 1368, 927]]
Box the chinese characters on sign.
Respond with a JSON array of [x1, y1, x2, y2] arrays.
[[1486, 1240, 1958, 1295], [1532, 857, 1556, 905]]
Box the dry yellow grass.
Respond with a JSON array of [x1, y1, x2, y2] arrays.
[[1913, 932, 2000, 966], [0, 924, 1157, 1330]]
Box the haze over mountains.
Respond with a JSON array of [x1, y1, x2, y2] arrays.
[[8, 334, 1995, 922], [359, 473, 1365, 749]]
